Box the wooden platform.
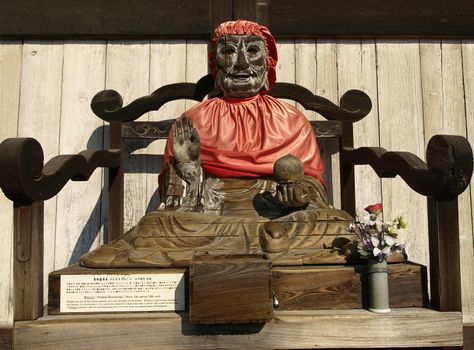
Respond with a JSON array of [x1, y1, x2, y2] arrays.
[[49, 262, 428, 315], [14, 308, 462, 349]]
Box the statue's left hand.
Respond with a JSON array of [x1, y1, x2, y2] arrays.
[[276, 182, 311, 208], [172, 116, 200, 164]]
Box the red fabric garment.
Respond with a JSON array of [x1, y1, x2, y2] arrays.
[[159, 94, 324, 192]]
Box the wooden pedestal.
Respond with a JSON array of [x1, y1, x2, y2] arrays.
[[48, 262, 427, 317], [189, 254, 273, 324], [273, 262, 428, 310]]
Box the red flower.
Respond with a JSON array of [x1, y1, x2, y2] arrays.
[[364, 203, 383, 214]]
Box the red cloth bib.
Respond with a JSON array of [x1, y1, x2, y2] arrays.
[[159, 94, 324, 192]]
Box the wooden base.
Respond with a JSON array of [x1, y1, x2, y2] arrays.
[[465, 323, 474, 350], [49, 262, 427, 315], [0, 323, 12, 350], [189, 254, 273, 324], [274, 262, 427, 310], [14, 309, 462, 349]]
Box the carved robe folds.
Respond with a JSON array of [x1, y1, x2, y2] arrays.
[[80, 94, 357, 268]]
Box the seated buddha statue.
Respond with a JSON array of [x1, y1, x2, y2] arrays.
[[80, 20, 357, 268]]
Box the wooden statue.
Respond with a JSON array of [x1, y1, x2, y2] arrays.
[[80, 20, 357, 268]]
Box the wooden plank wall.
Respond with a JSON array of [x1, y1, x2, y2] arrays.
[[0, 39, 472, 325]]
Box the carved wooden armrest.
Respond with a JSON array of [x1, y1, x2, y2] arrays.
[[341, 134, 473, 199], [0, 137, 121, 202]]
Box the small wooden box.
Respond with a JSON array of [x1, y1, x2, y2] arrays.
[[189, 254, 273, 324]]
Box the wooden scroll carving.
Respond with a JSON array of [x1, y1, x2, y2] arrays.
[[122, 120, 343, 140], [91, 75, 371, 124], [270, 84, 371, 122], [341, 134, 473, 199], [0, 138, 121, 202], [91, 75, 213, 123]]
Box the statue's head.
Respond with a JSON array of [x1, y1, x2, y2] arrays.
[[209, 20, 278, 98]]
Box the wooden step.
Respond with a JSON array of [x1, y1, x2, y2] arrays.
[[14, 308, 462, 349]]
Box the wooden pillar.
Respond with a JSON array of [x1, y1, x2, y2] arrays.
[[108, 121, 124, 242], [427, 196, 462, 313], [340, 122, 356, 216], [13, 201, 44, 321]]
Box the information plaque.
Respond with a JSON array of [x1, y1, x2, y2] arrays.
[[60, 273, 185, 313]]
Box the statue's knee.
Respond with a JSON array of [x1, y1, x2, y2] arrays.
[[260, 222, 289, 254]]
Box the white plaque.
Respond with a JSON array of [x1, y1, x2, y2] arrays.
[[60, 273, 185, 313]]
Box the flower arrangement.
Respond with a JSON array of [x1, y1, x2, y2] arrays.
[[347, 203, 407, 262]]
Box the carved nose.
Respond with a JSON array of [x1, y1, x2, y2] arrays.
[[235, 49, 249, 69]]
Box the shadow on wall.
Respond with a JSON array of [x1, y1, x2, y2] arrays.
[[67, 126, 162, 265]]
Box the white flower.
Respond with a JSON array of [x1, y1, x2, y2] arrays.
[[370, 236, 380, 247], [384, 235, 395, 247], [373, 247, 382, 256], [382, 246, 391, 256]]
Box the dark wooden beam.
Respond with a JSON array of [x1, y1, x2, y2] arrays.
[[211, 0, 233, 33], [0, 0, 213, 40], [464, 324, 474, 350], [0, 0, 473, 39], [427, 197, 462, 312], [108, 122, 124, 242], [268, 0, 474, 38], [0, 325, 12, 350], [340, 122, 356, 216], [0, 138, 121, 203], [14, 201, 44, 321]]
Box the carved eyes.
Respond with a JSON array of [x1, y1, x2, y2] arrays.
[[223, 48, 236, 55], [220, 45, 262, 57], [246, 46, 261, 55]]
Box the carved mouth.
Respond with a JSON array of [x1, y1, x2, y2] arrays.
[[228, 72, 253, 80]]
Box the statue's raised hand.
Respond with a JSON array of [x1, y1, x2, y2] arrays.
[[172, 116, 200, 164]]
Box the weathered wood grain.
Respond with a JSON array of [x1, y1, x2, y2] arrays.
[[107, 41, 150, 232], [337, 40, 382, 212], [268, 0, 474, 38], [295, 40, 317, 120], [0, 42, 22, 326], [375, 41, 428, 266], [276, 40, 296, 107], [273, 263, 427, 310], [14, 309, 462, 349], [465, 323, 474, 350], [461, 40, 474, 323], [14, 201, 44, 321], [47, 262, 424, 317], [341, 135, 472, 198], [17, 42, 64, 311], [148, 41, 187, 210], [185, 40, 208, 110], [0, 323, 12, 350], [316, 40, 341, 209], [0, 0, 213, 39], [421, 39, 474, 322], [273, 265, 362, 309], [189, 254, 273, 324], [54, 42, 106, 274], [2, 0, 474, 39], [1, 39, 474, 327], [428, 198, 462, 313]]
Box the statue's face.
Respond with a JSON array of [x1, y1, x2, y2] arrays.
[[215, 35, 267, 98]]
